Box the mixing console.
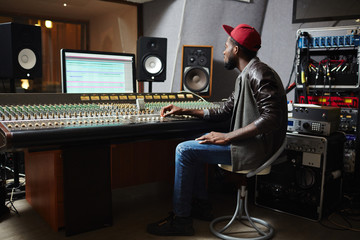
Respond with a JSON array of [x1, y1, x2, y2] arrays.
[[0, 92, 226, 151]]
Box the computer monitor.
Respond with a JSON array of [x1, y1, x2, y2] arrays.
[[60, 49, 136, 93]]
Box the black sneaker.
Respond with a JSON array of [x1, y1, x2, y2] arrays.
[[147, 212, 194, 236], [191, 198, 214, 221]]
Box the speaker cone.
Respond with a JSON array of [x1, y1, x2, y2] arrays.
[[296, 167, 316, 189], [184, 67, 209, 92], [143, 55, 163, 75], [18, 48, 36, 70]]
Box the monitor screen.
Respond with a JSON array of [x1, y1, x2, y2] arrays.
[[61, 49, 136, 93]]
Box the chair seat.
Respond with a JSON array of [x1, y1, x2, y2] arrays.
[[218, 164, 271, 175]]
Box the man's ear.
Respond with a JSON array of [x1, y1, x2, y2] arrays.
[[233, 45, 239, 55]]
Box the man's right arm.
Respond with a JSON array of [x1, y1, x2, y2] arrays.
[[206, 92, 234, 122], [160, 104, 204, 118], [160, 92, 235, 120]]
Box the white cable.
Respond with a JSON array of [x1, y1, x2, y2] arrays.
[[0, 165, 25, 177], [170, 0, 187, 92], [10, 188, 15, 202], [177, 90, 208, 102]]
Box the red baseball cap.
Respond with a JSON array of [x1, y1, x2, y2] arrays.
[[223, 24, 261, 52]]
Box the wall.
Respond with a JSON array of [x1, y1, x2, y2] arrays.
[[142, 0, 360, 102], [142, 0, 268, 101], [90, 4, 137, 54]]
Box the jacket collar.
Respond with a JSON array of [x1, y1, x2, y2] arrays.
[[240, 57, 259, 75]]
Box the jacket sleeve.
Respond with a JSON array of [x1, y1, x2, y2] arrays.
[[250, 65, 287, 134], [206, 92, 234, 122]]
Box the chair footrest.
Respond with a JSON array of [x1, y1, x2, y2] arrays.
[[210, 215, 274, 240]]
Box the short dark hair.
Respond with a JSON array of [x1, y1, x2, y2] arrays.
[[230, 37, 258, 60]]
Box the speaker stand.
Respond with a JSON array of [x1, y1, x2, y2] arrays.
[[0, 154, 9, 218], [137, 81, 154, 93], [148, 82, 152, 93], [10, 78, 16, 93]]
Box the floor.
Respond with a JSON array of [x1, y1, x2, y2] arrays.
[[0, 182, 359, 240]]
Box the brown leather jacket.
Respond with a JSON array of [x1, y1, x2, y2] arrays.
[[207, 58, 287, 170]]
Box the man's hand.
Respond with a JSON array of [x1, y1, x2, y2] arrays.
[[160, 104, 183, 117], [195, 131, 230, 145]]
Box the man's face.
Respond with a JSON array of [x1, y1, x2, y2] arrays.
[[223, 37, 237, 70]]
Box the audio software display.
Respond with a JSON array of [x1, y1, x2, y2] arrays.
[[61, 49, 136, 93]]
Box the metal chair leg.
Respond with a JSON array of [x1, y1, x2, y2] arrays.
[[210, 186, 274, 240]]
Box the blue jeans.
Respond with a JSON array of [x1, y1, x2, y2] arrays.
[[173, 139, 231, 217]]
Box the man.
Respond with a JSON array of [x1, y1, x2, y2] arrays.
[[147, 23, 287, 236]]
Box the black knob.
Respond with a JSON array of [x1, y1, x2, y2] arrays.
[[303, 122, 310, 129]]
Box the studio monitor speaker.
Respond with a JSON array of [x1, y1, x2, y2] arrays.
[[137, 36, 167, 82], [181, 45, 213, 97], [0, 22, 42, 79]]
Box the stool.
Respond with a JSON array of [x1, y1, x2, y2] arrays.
[[210, 140, 286, 240]]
